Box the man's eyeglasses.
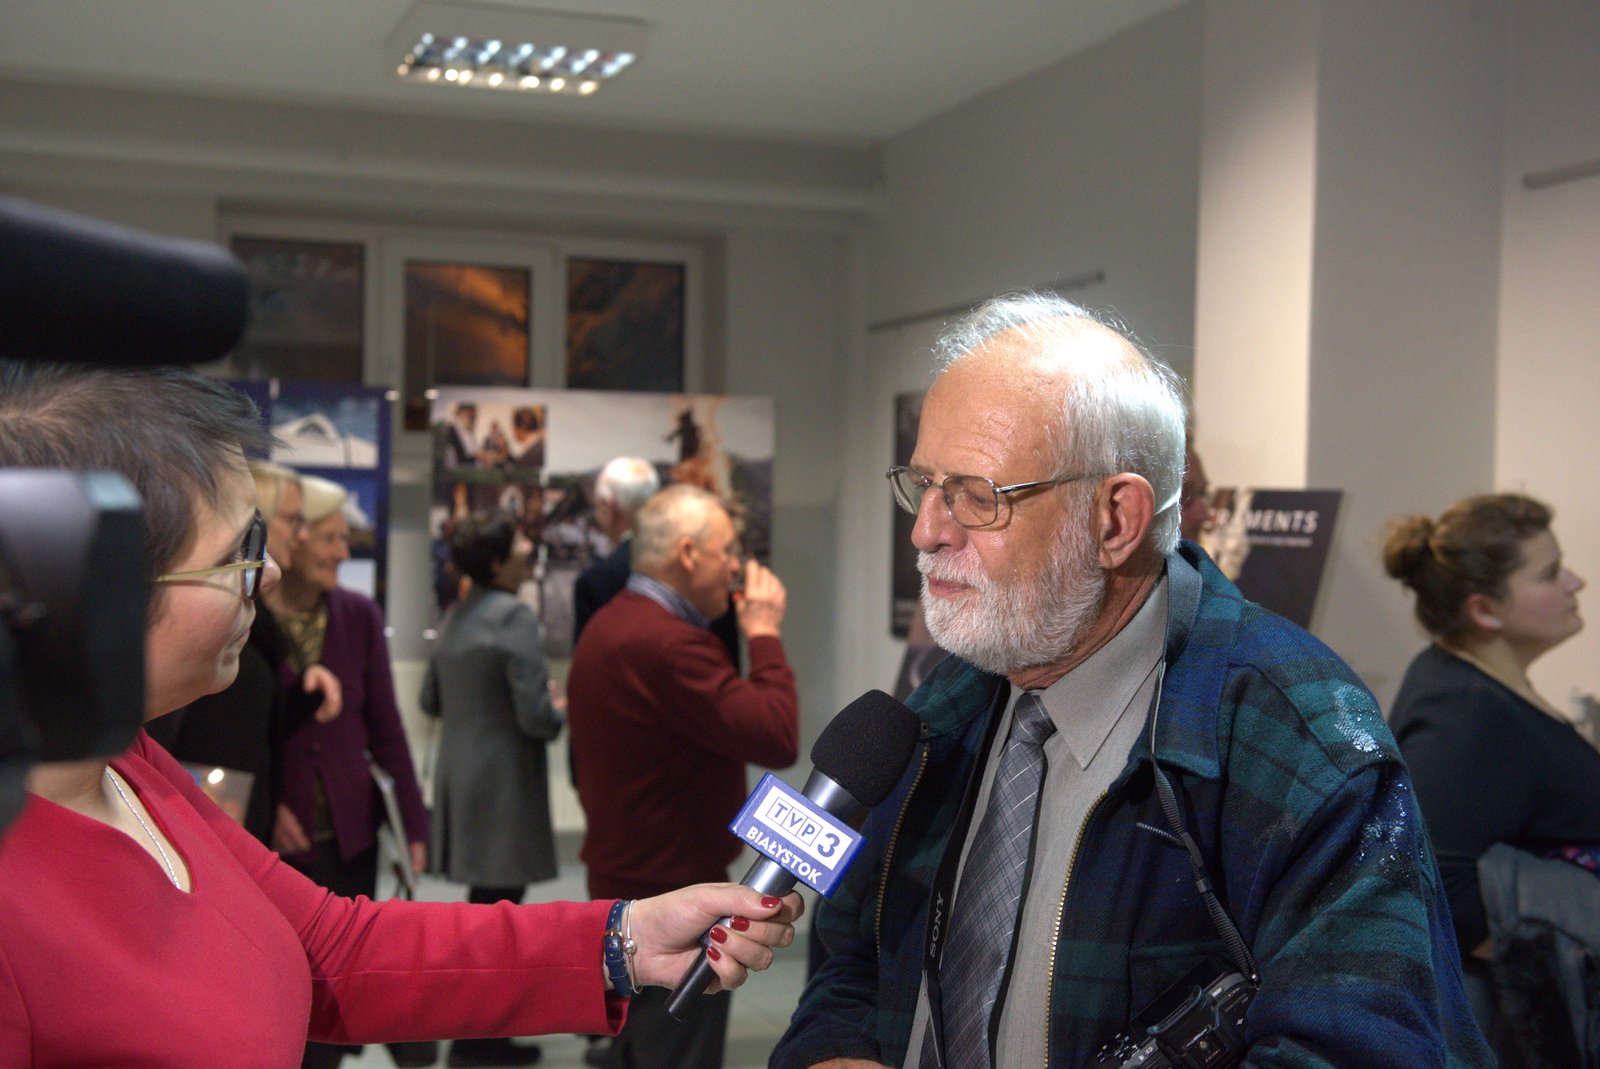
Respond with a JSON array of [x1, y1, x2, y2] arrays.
[[154, 511, 269, 600], [886, 466, 1101, 530]]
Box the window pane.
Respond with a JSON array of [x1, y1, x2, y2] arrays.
[[566, 258, 684, 391], [230, 238, 364, 383], [404, 260, 531, 428]]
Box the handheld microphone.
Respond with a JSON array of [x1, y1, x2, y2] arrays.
[[665, 689, 920, 1019]]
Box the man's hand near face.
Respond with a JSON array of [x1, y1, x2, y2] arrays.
[[735, 560, 786, 639]]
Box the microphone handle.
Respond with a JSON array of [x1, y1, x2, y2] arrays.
[[665, 856, 798, 1020]]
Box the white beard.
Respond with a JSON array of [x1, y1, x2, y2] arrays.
[[918, 524, 1105, 676]]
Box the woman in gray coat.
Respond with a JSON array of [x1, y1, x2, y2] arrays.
[[422, 509, 563, 1066], [423, 508, 563, 900]]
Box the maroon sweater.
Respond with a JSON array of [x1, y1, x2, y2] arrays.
[[568, 590, 799, 900]]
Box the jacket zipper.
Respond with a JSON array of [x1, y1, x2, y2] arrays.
[[1043, 789, 1110, 1068], [876, 737, 931, 951]]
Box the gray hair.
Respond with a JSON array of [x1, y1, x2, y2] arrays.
[[630, 484, 723, 574], [250, 460, 301, 518], [0, 361, 270, 581], [935, 292, 1188, 554], [596, 456, 661, 518]]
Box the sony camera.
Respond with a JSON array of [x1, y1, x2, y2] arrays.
[[1091, 961, 1256, 1069]]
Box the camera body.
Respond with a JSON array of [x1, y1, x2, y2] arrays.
[[1091, 963, 1256, 1069], [0, 470, 148, 828]]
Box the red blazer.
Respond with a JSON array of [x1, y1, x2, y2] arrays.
[[0, 733, 622, 1066], [568, 590, 799, 900]]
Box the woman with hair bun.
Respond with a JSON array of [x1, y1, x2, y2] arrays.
[[1384, 494, 1595, 1030]]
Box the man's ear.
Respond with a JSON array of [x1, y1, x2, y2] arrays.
[[1464, 592, 1503, 635], [672, 534, 698, 575], [1095, 473, 1155, 569]]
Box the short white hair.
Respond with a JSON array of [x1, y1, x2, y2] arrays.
[[631, 484, 723, 574], [250, 460, 301, 518], [298, 474, 349, 525], [935, 291, 1188, 554], [596, 456, 661, 519]]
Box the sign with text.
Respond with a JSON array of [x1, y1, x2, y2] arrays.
[[729, 774, 864, 896], [1198, 488, 1344, 629]]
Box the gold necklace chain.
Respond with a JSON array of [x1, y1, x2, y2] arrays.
[[104, 768, 181, 888]]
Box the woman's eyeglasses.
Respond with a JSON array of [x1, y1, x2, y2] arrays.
[[153, 511, 268, 600]]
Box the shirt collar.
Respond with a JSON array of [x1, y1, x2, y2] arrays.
[[1034, 576, 1168, 770], [626, 571, 710, 629]]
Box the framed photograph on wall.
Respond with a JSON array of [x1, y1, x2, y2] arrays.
[[229, 237, 365, 383], [565, 256, 686, 391]]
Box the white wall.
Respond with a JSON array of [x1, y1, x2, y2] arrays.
[[1304, 0, 1508, 703], [1193, 0, 1319, 486], [872, 1, 1203, 365], [1496, 0, 1600, 711]]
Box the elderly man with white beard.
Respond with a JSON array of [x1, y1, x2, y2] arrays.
[[771, 293, 1491, 1069]]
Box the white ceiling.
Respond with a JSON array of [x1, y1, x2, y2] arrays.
[[0, 0, 1184, 143]]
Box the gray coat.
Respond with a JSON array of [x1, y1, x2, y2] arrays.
[[422, 587, 563, 887]]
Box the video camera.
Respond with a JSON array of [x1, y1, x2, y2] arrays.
[[0, 195, 250, 833]]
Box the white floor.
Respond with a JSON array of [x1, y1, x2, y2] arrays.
[[346, 842, 811, 1069]]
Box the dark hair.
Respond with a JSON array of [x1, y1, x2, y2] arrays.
[[1382, 493, 1553, 638], [512, 406, 542, 433], [0, 361, 270, 582], [449, 508, 517, 586]]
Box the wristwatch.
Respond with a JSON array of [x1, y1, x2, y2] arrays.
[[603, 899, 638, 998]]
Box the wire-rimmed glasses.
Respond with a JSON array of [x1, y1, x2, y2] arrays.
[[154, 510, 269, 600], [886, 466, 1101, 530]]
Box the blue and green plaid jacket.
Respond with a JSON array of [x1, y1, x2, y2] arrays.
[[772, 545, 1492, 1069]]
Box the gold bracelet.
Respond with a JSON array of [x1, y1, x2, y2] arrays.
[[621, 899, 639, 992]]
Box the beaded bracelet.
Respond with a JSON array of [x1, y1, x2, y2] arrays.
[[603, 899, 639, 998]]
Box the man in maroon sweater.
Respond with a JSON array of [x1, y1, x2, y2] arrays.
[[568, 484, 800, 1069]]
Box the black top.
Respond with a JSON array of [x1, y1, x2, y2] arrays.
[[1389, 643, 1600, 952], [146, 612, 319, 844]]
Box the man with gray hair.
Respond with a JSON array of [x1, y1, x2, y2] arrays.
[[772, 293, 1490, 1069], [569, 484, 799, 1069], [575, 456, 744, 669], [573, 456, 661, 643]]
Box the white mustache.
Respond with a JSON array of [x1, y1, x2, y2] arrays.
[[917, 550, 987, 588]]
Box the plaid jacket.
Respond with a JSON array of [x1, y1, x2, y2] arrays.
[[772, 544, 1492, 1069]]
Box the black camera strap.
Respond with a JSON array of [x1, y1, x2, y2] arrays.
[[1143, 664, 1259, 984]]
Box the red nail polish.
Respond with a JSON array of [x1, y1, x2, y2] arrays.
[[730, 916, 751, 932], [706, 945, 722, 962], [709, 926, 728, 944], [760, 896, 781, 909]]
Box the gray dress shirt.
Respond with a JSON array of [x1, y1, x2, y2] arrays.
[[906, 578, 1167, 1068]]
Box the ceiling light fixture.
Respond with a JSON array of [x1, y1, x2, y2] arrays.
[[389, 2, 645, 98]]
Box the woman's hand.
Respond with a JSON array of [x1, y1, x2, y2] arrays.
[[303, 664, 343, 723], [626, 884, 803, 992], [272, 803, 311, 855]]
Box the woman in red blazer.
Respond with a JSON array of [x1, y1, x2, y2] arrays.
[[0, 361, 801, 1069]]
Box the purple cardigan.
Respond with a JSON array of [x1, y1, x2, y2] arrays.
[[277, 587, 429, 861]]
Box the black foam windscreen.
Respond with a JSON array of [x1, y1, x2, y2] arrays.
[[0, 195, 250, 367], [809, 689, 921, 808]]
